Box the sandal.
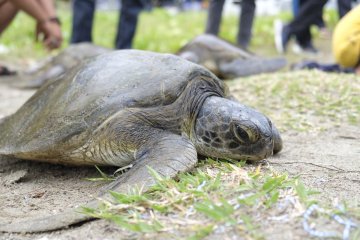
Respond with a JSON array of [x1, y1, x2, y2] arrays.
[[0, 65, 17, 76]]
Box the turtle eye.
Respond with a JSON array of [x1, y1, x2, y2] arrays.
[[232, 124, 259, 145]]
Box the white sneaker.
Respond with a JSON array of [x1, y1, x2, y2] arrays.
[[274, 19, 285, 54]]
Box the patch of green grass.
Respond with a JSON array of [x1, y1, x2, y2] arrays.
[[82, 159, 323, 239], [0, 7, 283, 59], [353, 230, 360, 240], [293, 178, 320, 206], [187, 224, 214, 240], [83, 159, 360, 238]]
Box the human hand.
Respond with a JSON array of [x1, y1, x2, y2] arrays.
[[36, 18, 62, 50]]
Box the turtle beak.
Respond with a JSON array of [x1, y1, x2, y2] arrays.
[[265, 149, 273, 159], [271, 123, 282, 154]]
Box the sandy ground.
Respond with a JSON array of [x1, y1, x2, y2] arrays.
[[0, 73, 358, 240]]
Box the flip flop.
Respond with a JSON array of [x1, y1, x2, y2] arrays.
[[0, 65, 17, 76]]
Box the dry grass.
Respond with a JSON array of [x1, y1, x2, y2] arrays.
[[228, 70, 360, 132]]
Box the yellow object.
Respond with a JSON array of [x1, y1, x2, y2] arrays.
[[332, 5, 360, 68]]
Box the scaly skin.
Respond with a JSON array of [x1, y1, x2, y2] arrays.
[[193, 96, 282, 161]]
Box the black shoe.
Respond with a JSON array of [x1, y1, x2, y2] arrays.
[[301, 43, 318, 54]]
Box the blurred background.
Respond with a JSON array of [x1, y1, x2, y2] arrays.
[[0, 0, 357, 66]]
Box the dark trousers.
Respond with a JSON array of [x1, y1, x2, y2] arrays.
[[115, 0, 143, 49], [71, 0, 95, 43], [287, 0, 327, 47], [71, 0, 145, 49], [205, 0, 256, 49], [337, 0, 352, 18]]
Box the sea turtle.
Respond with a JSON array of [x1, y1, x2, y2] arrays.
[[13, 43, 110, 89], [12, 35, 286, 89], [177, 34, 287, 79], [0, 50, 282, 232]]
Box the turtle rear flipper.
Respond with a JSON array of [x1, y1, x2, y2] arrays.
[[178, 51, 200, 64], [0, 134, 197, 233], [219, 57, 287, 79], [0, 203, 95, 233], [14, 65, 65, 89]]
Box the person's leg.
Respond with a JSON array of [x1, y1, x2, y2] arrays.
[[276, 0, 323, 53], [0, 1, 19, 35], [115, 0, 144, 49], [287, 0, 328, 37], [295, 28, 311, 47], [237, 0, 255, 49], [0, 0, 17, 78], [205, 0, 225, 35], [292, 0, 300, 16], [337, 0, 352, 18], [293, 0, 323, 53], [70, 0, 95, 43], [294, 0, 313, 47]]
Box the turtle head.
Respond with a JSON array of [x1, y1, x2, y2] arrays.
[[192, 96, 282, 161]]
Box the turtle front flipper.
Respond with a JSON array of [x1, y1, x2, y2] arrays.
[[218, 57, 287, 78], [103, 134, 198, 195], [0, 134, 198, 233]]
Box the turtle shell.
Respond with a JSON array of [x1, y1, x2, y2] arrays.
[[177, 34, 286, 79], [177, 34, 254, 74], [0, 50, 225, 163]]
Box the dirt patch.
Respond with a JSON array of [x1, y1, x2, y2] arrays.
[[0, 71, 359, 239], [272, 126, 360, 202]]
